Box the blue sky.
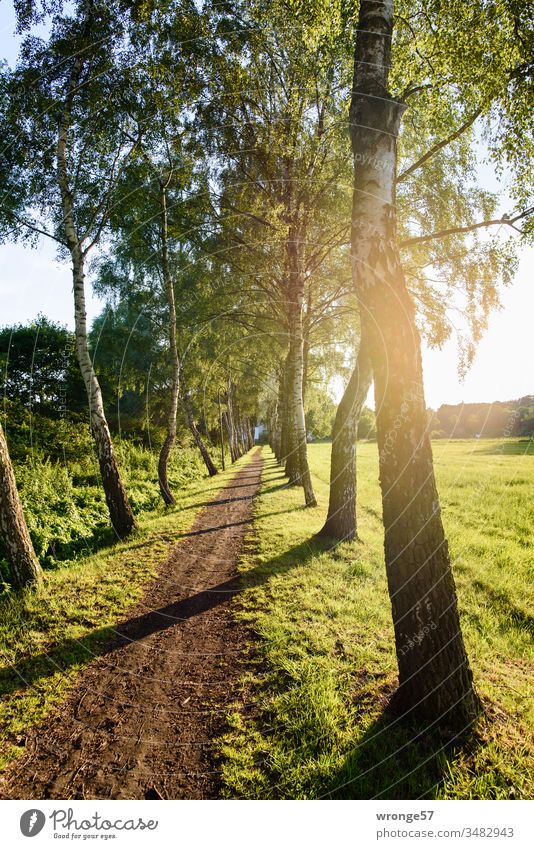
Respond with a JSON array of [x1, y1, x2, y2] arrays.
[[1, 1, 532, 409]]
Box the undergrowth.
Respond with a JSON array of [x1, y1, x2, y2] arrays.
[[0, 405, 209, 578]]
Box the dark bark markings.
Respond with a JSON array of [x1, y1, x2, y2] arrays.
[[349, 0, 480, 730]]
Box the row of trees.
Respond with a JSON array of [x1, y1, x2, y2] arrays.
[[0, 0, 532, 736]]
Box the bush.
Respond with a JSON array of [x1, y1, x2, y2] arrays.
[[16, 457, 108, 563], [0, 418, 212, 585], [2, 400, 94, 468]]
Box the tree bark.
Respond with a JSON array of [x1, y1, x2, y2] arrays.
[[272, 400, 282, 461], [302, 287, 312, 403], [226, 379, 241, 461], [182, 385, 217, 477], [222, 411, 236, 462], [349, 0, 479, 732], [286, 236, 317, 507], [235, 411, 246, 456], [72, 257, 136, 536], [283, 352, 300, 484], [157, 181, 180, 505], [247, 418, 255, 450], [57, 53, 135, 538], [0, 422, 43, 588], [218, 391, 226, 471], [317, 338, 372, 541], [280, 353, 297, 479], [272, 369, 284, 462], [244, 418, 251, 451]]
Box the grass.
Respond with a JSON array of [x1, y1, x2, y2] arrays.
[[220, 439, 534, 799], [0, 451, 252, 773]]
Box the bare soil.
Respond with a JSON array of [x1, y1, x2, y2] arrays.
[[0, 449, 264, 800]]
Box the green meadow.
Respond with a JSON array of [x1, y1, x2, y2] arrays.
[[221, 439, 534, 799], [1, 438, 532, 797]]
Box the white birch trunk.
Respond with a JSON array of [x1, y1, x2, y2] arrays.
[[157, 183, 181, 504], [56, 57, 135, 537]]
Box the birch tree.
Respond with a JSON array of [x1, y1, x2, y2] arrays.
[[347, 0, 481, 730], [345, 0, 533, 731], [1, 2, 137, 536], [203, 0, 358, 506], [0, 421, 43, 588], [310, 0, 531, 555]]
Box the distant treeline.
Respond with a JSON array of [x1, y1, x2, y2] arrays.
[[430, 398, 534, 439], [0, 318, 348, 446]]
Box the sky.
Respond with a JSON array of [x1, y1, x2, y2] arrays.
[[0, 2, 532, 410]]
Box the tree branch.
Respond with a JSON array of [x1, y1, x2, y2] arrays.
[[397, 108, 482, 184], [400, 207, 534, 248], [5, 211, 67, 247]]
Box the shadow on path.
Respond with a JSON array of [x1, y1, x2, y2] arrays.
[[0, 535, 322, 700]]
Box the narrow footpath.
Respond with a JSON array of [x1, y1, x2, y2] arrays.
[[0, 449, 264, 800]]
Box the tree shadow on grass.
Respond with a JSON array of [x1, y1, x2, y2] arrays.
[[259, 464, 304, 497], [471, 580, 534, 636], [0, 523, 482, 801], [321, 689, 482, 799]]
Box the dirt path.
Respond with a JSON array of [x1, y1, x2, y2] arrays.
[[0, 449, 264, 800]]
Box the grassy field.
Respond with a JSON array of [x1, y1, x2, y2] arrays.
[[221, 439, 534, 799], [0, 454, 251, 773]]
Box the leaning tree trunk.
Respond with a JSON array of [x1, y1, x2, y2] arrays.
[[182, 386, 217, 477], [317, 338, 372, 541], [157, 182, 180, 505], [57, 60, 135, 538], [349, 0, 480, 732], [286, 241, 317, 507], [0, 422, 43, 588], [72, 257, 136, 536]]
